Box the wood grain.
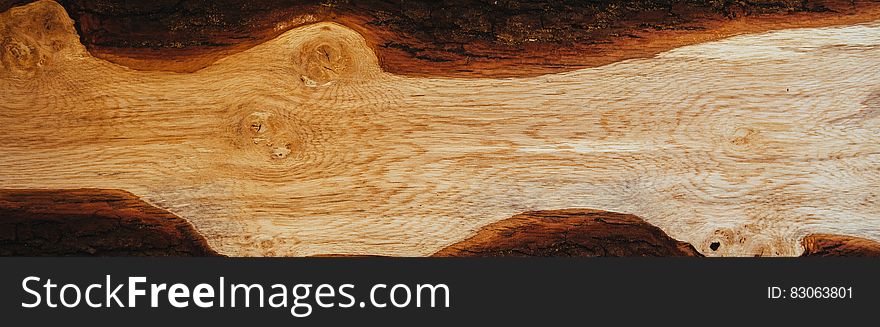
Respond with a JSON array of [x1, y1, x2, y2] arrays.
[[1, 0, 879, 256]]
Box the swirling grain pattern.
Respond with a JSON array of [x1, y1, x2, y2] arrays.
[[1, 1, 878, 256]]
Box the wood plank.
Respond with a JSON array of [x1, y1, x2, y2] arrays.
[[1, 0, 878, 256]]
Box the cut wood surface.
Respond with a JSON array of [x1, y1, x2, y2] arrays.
[[1, 1, 879, 256]]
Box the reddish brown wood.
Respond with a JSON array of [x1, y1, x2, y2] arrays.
[[801, 234, 880, 257], [433, 209, 702, 257], [4, 0, 880, 77], [0, 189, 219, 256]]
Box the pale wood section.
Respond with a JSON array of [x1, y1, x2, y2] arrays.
[[1, 1, 878, 256]]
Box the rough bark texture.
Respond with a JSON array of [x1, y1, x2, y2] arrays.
[[2, 0, 879, 76], [433, 209, 703, 257], [0, 189, 219, 256], [801, 234, 880, 257]]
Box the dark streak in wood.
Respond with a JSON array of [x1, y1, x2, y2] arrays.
[[801, 234, 880, 257], [4, 0, 879, 77], [433, 209, 703, 257], [0, 189, 220, 256]]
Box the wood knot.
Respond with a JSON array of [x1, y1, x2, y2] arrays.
[[227, 104, 313, 164], [701, 226, 792, 256], [0, 35, 43, 78], [230, 108, 304, 162], [288, 23, 382, 87], [1, 1, 84, 78], [702, 228, 736, 256], [730, 127, 757, 146], [295, 41, 350, 87]]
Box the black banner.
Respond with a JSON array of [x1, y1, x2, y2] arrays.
[[1, 258, 876, 325]]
